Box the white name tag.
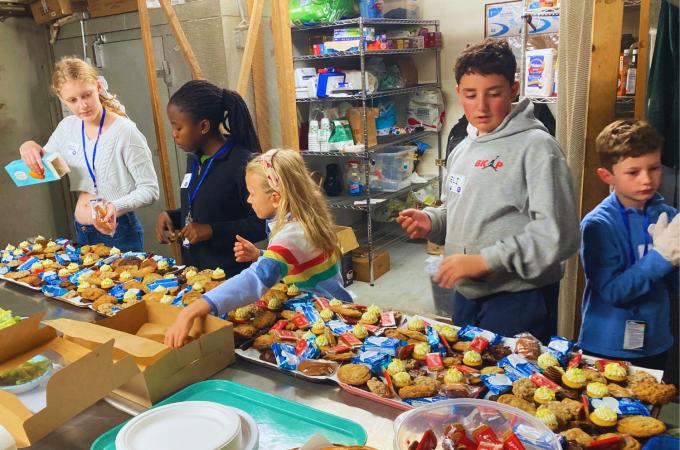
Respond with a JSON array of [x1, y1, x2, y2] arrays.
[[67, 142, 79, 156], [447, 174, 465, 195], [623, 320, 645, 350], [180, 173, 192, 189]]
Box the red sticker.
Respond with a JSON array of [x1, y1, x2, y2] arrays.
[[425, 352, 444, 371], [339, 332, 362, 347], [292, 313, 310, 329], [380, 311, 396, 327], [271, 319, 288, 331], [470, 335, 489, 354]]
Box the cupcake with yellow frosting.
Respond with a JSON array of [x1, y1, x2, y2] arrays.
[[41, 259, 53, 268], [463, 350, 482, 367], [19, 241, 30, 250], [99, 264, 112, 273], [159, 294, 174, 304], [443, 368, 465, 385], [413, 343, 431, 360], [562, 367, 587, 389], [191, 282, 204, 294], [67, 262, 80, 273], [301, 331, 315, 341], [329, 299, 343, 307], [587, 382, 609, 398], [408, 318, 425, 332], [387, 359, 406, 376], [267, 296, 284, 311], [184, 269, 198, 280], [234, 307, 252, 322], [535, 407, 559, 431], [77, 281, 91, 292], [12, 249, 23, 257], [533, 386, 556, 405], [30, 262, 43, 272], [58, 268, 70, 278], [439, 325, 458, 343], [156, 259, 169, 272], [119, 271, 132, 282], [82, 254, 97, 266], [360, 310, 379, 325], [31, 243, 43, 253], [603, 363, 627, 382], [153, 285, 168, 295], [100, 278, 114, 290], [211, 267, 226, 281], [311, 321, 326, 335], [590, 405, 618, 427], [5, 244, 15, 252], [352, 324, 369, 340], [366, 304, 381, 316], [286, 284, 300, 297], [392, 372, 412, 388], [123, 289, 139, 302], [109, 247, 121, 256], [319, 308, 334, 322], [315, 334, 330, 349], [537, 352, 560, 370]]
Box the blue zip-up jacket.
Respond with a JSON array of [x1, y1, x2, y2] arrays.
[[579, 191, 678, 358]]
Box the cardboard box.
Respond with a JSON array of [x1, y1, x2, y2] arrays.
[[30, 0, 86, 24], [335, 226, 359, 287], [0, 313, 138, 448], [86, 0, 137, 18], [5, 153, 69, 187], [45, 300, 234, 408], [352, 246, 390, 282], [346, 107, 378, 148]]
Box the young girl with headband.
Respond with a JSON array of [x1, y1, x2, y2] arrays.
[[19, 57, 159, 251], [165, 148, 351, 348]]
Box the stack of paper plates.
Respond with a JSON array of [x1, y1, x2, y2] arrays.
[[116, 401, 258, 450]]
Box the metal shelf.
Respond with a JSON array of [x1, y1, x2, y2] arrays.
[[293, 47, 439, 61], [296, 83, 439, 103], [326, 177, 439, 210], [300, 130, 438, 157], [292, 18, 439, 32], [527, 96, 558, 104]]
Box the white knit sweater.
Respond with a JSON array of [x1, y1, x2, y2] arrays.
[[43, 115, 159, 214]]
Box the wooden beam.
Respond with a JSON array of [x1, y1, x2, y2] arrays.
[[271, 0, 298, 149], [158, 0, 203, 80], [246, 0, 271, 151], [237, 0, 264, 95], [634, 0, 650, 119], [136, 0, 181, 261], [574, 0, 625, 334]]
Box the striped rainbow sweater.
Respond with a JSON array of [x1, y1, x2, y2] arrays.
[[203, 221, 351, 316]]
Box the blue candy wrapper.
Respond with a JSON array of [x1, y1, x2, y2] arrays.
[[65, 245, 81, 262], [17, 257, 40, 272], [54, 237, 70, 246], [361, 336, 404, 356], [296, 337, 321, 360], [480, 373, 513, 395], [299, 303, 322, 324], [146, 278, 179, 291], [514, 423, 558, 450], [547, 335, 573, 366], [271, 343, 299, 370], [110, 283, 126, 300], [42, 285, 68, 297], [284, 297, 313, 311], [457, 325, 502, 345], [0, 266, 10, 275], [121, 251, 146, 259], [498, 354, 540, 381], [426, 325, 446, 355], [327, 320, 353, 335], [1, 252, 14, 264], [38, 270, 60, 285], [352, 351, 388, 374], [590, 397, 650, 416], [68, 268, 94, 285], [402, 395, 448, 406]]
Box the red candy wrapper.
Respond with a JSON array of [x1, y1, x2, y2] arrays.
[[470, 335, 490, 354], [292, 313, 310, 329], [438, 332, 454, 355], [326, 344, 350, 355], [582, 394, 590, 419], [472, 425, 501, 445], [502, 433, 526, 450], [415, 429, 438, 450], [315, 296, 330, 309], [295, 339, 309, 356], [425, 352, 444, 371], [444, 423, 476, 450], [530, 372, 560, 391], [454, 365, 480, 375], [363, 324, 379, 333], [271, 319, 288, 331], [595, 359, 627, 372], [273, 329, 297, 342], [588, 434, 622, 449], [255, 300, 267, 309], [339, 331, 362, 347], [381, 311, 396, 327], [397, 343, 415, 360], [568, 350, 583, 369], [477, 443, 503, 450]]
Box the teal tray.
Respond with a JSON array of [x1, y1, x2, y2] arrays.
[[91, 379, 367, 450]]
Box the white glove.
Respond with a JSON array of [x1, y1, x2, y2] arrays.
[[648, 212, 680, 265]]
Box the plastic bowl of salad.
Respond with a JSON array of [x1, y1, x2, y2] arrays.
[[0, 355, 54, 394]]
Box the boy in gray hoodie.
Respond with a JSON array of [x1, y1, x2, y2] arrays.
[[398, 39, 578, 343]]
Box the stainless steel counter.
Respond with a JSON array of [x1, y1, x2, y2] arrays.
[[0, 282, 400, 449]]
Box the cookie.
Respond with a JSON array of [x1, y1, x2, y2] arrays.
[[496, 394, 536, 415], [252, 310, 277, 329], [583, 368, 606, 384], [632, 380, 677, 405], [80, 287, 106, 301], [481, 366, 505, 375], [560, 398, 584, 420], [512, 377, 537, 402], [252, 334, 275, 351], [366, 377, 391, 398], [452, 341, 470, 352], [337, 364, 371, 386], [399, 382, 438, 399], [559, 428, 593, 446], [543, 400, 573, 425], [323, 351, 356, 362], [607, 383, 634, 398], [627, 371, 656, 389], [616, 416, 666, 438], [297, 360, 337, 377], [233, 324, 257, 341]]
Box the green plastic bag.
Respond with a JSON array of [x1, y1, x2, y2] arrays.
[[289, 0, 357, 26]]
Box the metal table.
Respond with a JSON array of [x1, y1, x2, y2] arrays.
[[0, 282, 400, 449]]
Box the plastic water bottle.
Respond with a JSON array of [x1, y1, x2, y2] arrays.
[[319, 118, 331, 153], [308, 120, 320, 152]]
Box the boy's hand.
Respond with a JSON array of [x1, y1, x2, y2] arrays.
[[234, 234, 260, 262], [155, 211, 175, 244], [648, 212, 680, 265], [433, 254, 490, 289], [397, 209, 432, 239], [181, 223, 213, 245]]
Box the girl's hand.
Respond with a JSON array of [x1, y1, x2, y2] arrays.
[[234, 234, 260, 262], [93, 202, 117, 236], [433, 254, 490, 289], [181, 223, 213, 244], [396, 208, 432, 239], [155, 211, 175, 244], [165, 311, 195, 349], [19, 141, 46, 175]]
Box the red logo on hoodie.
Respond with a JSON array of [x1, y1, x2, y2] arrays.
[[474, 156, 504, 171]]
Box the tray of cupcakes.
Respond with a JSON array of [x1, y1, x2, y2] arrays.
[[0, 236, 72, 291], [232, 292, 676, 445]]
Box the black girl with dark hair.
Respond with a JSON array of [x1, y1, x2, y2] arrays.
[[155, 80, 266, 274]]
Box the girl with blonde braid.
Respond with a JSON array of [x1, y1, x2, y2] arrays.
[[19, 57, 159, 251], [165, 149, 351, 348]]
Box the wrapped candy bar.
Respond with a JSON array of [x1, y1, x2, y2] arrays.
[[327, 319, 353, 335], [353, 350, 389, 374], [295, 337, 321, 360], [426, 325, 446, 355], [547, 336, 573, 367], [402, 395, 449, 407], [457, 325, 501, 345], [146, 277, 179, 291], [271, 342, 299, 370], [480, 373, 513, 396], [299, 303, 322, 324], [68, 268, 94, 285], [590, 396, 650, 416], [17, 257, 40, 272], [513, 333, 541, 361], [361, 336, 404, 356], [38, 270, 60, 285], [498, 354, 540, 381], [41, 285, 68, 297]]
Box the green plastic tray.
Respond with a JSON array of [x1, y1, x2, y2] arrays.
[[91, 379, 367, 450]]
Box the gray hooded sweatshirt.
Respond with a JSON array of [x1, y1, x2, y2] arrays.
[[425, 98, 579, 298]]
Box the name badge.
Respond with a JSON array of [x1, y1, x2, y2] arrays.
[[67, 142, 78, 156], [180, 173, 192, 189], [623, 320, 645, 350], [447, 174, 465, 195]]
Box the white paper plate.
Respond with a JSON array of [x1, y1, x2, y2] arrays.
[[115, 401, 257, 450]]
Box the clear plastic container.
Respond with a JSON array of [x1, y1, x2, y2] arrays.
[[393, 398, 561, 450], [371, 145, 415, 192], [382, 0, 420, 19]]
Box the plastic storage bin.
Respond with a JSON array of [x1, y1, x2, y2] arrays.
[[393, 398, 561, 450], [382, 0, 420, 19], [371, 145, 415, 192], [359, 0, 383, 19]]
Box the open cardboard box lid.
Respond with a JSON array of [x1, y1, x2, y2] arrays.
[[0, 313, 138, 448]]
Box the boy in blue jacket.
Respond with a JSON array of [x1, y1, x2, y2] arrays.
[[579, 119, 680, 370]]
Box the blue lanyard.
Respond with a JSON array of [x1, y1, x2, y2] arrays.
[[615, 196, 651, 264], [81, 108, 107, 192], [187, 140, 234, 214]]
